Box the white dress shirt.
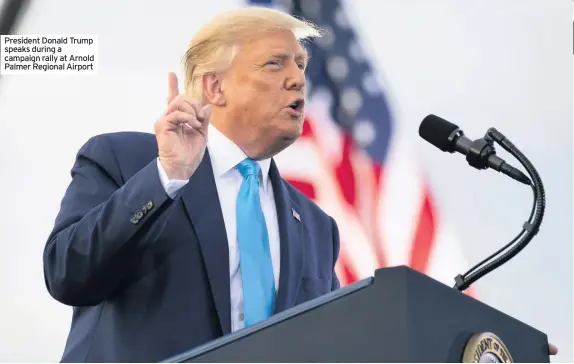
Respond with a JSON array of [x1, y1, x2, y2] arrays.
[[156, 124, 281, 332]]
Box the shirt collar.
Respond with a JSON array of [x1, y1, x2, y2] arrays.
[[207, 123, 271, 187]]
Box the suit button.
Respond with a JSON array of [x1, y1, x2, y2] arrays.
[[130, 216, 139, 225], [239, 312, 244, 321], [141, 205, 148, 215], [146, 201, 153, 210], [135, 210, 143, 219]]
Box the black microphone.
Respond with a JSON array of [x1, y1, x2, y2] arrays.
[[419, 114, 531, 185]]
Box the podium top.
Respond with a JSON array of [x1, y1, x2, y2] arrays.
[[162, 266, 549, 363], [161, 276, 374, 362]]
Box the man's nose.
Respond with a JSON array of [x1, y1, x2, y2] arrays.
[[285, 65, 306, 91]]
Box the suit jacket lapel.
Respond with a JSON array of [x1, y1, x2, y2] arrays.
[[180, 151, 231, 335], [269, 160, 304, 313]]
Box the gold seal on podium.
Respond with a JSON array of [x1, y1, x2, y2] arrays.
[[462, 332, 513, 363]]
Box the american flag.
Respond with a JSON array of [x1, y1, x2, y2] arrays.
[[249, 0, 475, 296]]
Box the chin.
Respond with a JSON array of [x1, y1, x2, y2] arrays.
[[282, 125, 303, 143], [256, 121, 302, 157], [279, 129, 301, 148], [289, 120, 304, 137], [260, 131, 299, 159]]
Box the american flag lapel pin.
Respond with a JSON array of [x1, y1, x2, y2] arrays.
[[292, 208, 301, 222]]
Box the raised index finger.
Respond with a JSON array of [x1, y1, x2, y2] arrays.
[[167, 72, 179, 105]]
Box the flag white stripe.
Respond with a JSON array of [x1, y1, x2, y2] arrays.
[[377, 126, 425, 267]]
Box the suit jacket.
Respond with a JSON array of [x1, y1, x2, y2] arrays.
[[43, 132, 341, 362]]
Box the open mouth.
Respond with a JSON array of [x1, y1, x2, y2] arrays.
[[287, 99, 305, 111]]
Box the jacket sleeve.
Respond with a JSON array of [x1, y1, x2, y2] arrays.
[[43, 135, 176, 306], [330, 217, 341, 291]]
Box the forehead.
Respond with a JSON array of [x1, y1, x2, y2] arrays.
[[237, 30, 308, 60]]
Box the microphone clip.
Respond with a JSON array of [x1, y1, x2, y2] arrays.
[[466, 136, 496, 170]]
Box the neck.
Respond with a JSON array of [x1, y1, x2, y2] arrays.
[[210, 115, 267, 160]]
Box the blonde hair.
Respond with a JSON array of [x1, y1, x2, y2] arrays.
[[183, 6, 322, 101]]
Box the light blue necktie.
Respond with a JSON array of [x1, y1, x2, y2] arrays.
[[236, 158, 275, 327]]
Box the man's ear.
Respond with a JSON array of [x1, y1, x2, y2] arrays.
[[202, 73, 226, 106]]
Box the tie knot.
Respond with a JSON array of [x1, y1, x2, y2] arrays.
[[237, 158, 260, 179]]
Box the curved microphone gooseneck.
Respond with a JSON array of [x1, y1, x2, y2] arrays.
[[452, 128, 546, 291]]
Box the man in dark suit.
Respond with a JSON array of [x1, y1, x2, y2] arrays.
[[43, 7, 340, 363]]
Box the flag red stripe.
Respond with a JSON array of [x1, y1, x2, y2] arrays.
[[287, 180, 316, 199], [301, 118, 313, 137], [339, 252, 359, 285], [334, 134, 357, 206], [409, 188, 436, 273]]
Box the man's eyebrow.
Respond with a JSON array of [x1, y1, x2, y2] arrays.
[[268, 51, 309, 64]]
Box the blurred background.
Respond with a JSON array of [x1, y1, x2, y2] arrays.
[[0, 0, 571, 362]]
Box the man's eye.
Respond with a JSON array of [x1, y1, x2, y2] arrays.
[[266, 61, 281, 66]]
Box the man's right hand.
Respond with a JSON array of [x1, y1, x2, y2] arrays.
[[155, 72, 211, 180]]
